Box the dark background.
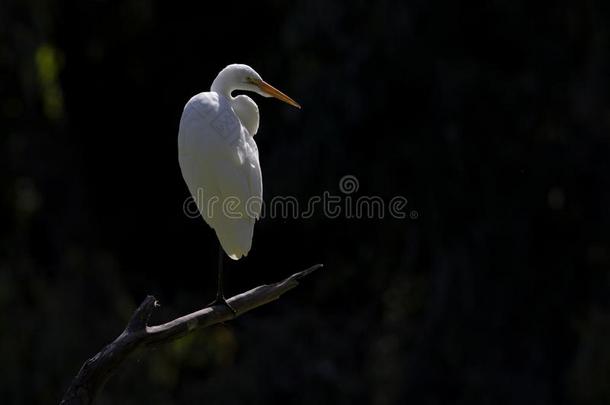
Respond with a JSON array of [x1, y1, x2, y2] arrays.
[[2, 1, 610, 404]]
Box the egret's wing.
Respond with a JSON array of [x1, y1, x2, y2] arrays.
[[212, 155, 255, 218], [243, 134, 263, 219], [210, 125, 263, 259]]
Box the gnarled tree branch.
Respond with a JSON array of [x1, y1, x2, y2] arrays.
[[59, 264, 322, 405]]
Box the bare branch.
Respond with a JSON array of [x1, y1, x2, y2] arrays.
[[59, 264, 322, 405]]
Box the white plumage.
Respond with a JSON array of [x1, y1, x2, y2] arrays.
[[178, 64, 300, 260]]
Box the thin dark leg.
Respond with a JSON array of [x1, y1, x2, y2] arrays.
[[209, 244, 236, 315], [216, 244, 224, 301]]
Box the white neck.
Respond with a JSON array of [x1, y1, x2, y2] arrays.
[[210, 66, 261, 136], [210, 70, 234, 98], [210, 64, 264, 100]]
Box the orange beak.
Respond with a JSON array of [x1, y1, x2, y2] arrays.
[[254, 79, 301, 109]]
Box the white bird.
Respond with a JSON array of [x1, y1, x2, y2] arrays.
[[178, 64, 300, 310]]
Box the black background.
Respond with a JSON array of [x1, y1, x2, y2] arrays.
[[2, 1, 610, 404]]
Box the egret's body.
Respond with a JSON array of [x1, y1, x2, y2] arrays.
[[178, 64, 300, 307], [179, 91, 261, 260]]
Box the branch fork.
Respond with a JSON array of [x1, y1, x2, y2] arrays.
[[59, 264, 322, 405]]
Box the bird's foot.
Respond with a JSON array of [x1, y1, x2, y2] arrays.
[[208, 295, 237, 317]]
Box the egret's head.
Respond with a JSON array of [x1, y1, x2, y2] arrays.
[[219, 64, 301, 109]]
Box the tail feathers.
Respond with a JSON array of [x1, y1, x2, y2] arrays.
[[215, 219, 254, 260]]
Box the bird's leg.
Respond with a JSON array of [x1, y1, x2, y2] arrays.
[[208, 244, 237, 316]]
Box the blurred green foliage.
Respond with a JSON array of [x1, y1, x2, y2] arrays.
[[35, 44, 64, 120]]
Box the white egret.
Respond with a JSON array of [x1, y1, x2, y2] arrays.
[[178, 64, 300, 310]]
